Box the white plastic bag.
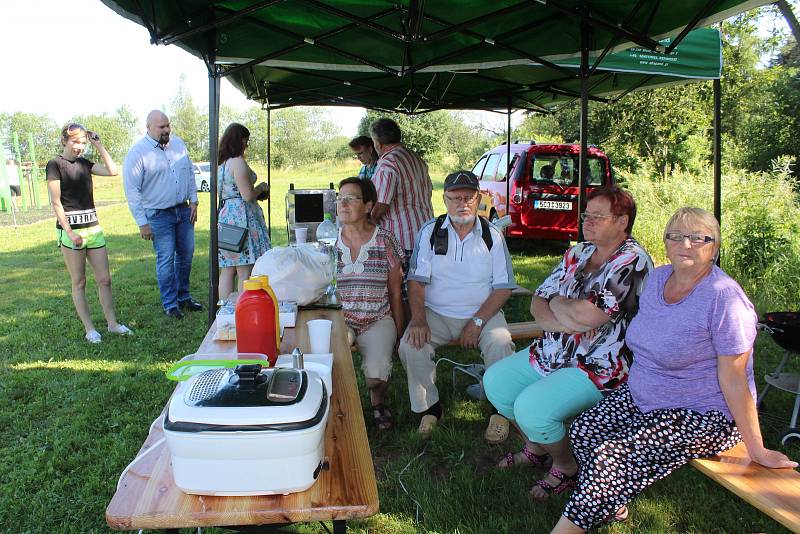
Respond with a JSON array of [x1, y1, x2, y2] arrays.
[[252, 244, 333, 305]]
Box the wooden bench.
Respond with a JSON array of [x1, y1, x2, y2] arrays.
[[690, 443, 800, 532], [443, 320, 543, 345], [349, 321, 543, 352], [349, 285, 541, 351], [511, 286, 535, 298]]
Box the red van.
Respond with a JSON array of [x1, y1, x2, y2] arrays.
[[472, 142, 614, 241]]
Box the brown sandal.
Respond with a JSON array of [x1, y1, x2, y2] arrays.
[[371, 404, 393, 431]]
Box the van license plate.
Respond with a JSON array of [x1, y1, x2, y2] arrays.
[[534, 200, 572, 211]]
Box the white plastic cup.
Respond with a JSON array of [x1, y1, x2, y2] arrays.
[[307, 319, 332, 354], [295, 226, 308, 244]]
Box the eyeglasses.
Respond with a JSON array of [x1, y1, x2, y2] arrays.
[[336, 195, 363, 205], [444, 193, 479, 204], [665, 232, 715, 244], [580, 212, 615, 223]]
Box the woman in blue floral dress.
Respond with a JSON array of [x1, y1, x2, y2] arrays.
[[217, 123, 271, 298]]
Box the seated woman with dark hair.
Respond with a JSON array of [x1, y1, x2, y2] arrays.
[[550, 207, 797, 533], [335, 177, 405, 430], [483, 186, 653, 499]]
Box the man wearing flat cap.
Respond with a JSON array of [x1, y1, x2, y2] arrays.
[[400, 170, 516, 438]]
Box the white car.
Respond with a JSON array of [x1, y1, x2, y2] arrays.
[[193, 162, 211, 192]]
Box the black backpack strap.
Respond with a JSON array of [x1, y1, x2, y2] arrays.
[[429, 214, 494, 255], [479, 216, 494, 251], [429, 214, 449, 255]]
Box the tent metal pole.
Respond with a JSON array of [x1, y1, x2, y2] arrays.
[[578, 21, 589, 242], [160, 0, 283, 45], [541, 0, 663, 51], [713, 78, 721, 223], [506, 96, 511, 224], [208, 64, 222, 327], [713, 78, 722, 263], [267, 106, 272, 240]]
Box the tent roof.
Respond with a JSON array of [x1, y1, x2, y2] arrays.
[[99, 0, 763, 112]]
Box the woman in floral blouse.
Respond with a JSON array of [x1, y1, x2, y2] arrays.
[[483, 186, 652, 499], [335, 177, 405, 430]]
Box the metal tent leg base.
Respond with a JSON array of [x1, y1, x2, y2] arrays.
[[452, 363, 486, 400]]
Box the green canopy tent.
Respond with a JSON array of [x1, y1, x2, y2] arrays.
[[218, 27, 722, 112], [98, 0, 766, 323]]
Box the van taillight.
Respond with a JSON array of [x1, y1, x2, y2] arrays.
[[512, 192, 523, 204]]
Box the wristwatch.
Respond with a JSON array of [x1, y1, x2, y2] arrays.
[[471, 317, 484, 328]]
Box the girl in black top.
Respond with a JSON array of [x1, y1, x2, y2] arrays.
[[46, 123, 132, 343]]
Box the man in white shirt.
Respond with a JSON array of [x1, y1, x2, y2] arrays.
[[401, 170, 516, 438], [123, 110, 202, 319]]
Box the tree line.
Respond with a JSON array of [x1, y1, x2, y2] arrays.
[[1, 7, 797, 179]]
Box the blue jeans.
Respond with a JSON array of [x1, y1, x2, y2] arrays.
[[145, 204, 195, 311]]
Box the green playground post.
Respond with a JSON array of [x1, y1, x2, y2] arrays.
[[11, 132, 26, 211], [27, 132, 41, 208]]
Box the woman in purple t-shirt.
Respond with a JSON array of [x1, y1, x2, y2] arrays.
[[551, 208, 797, 533]]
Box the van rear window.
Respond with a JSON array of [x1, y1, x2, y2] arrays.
[[531, 156, 604, 187]]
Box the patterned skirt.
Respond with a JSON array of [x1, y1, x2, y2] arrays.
[[563, 384, 740, 530]]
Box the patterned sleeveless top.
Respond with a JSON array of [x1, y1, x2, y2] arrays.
[[336, 226, 404, 334]]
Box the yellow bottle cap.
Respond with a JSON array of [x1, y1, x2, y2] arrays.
[[243, 279, 262, 291], [254, 274, 270, 288]]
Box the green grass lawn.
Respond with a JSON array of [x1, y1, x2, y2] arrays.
[[0, 162, 798, 533]]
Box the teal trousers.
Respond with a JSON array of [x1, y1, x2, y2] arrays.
[[483, 347, 603, 444]]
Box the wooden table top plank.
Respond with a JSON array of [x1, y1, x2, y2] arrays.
[[106, 309, 379, 530], [691, 442, 800, 533]]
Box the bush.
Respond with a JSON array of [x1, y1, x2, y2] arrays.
[[623, 166, 800, 310]]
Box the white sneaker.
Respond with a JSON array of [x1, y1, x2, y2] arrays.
[[85, 330, 102, 344], [108, 324, 133, 335]]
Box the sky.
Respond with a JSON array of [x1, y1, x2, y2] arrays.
[[0, 0, 524, 137], [0, 0, 370, 134]]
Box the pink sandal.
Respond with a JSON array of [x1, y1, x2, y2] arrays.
[[530, 467, 577, 501], [497, 444, 552, 469]]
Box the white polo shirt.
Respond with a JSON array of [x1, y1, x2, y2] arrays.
[[407, 216, 516, 319]]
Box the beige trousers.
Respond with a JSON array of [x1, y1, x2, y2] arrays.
[[398, 308, 515, 413], [347, 316, 397, 382]]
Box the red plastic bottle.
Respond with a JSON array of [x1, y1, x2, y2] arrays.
[[236, 279, 279, 365]]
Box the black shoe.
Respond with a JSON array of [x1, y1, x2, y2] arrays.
[[165, 307, 185, 319], [179, 298, 203, 312]]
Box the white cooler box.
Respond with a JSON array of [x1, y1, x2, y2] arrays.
[[163, 363, 329, 496]]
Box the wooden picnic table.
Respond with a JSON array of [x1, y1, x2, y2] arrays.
[[105, 308, 379, 532]]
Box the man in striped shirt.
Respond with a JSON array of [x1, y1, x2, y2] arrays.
[[369, 118, 434, 255]]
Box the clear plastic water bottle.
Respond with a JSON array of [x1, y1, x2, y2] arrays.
[[315, 214, 338, 298], [315, 213, 338, 246]]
